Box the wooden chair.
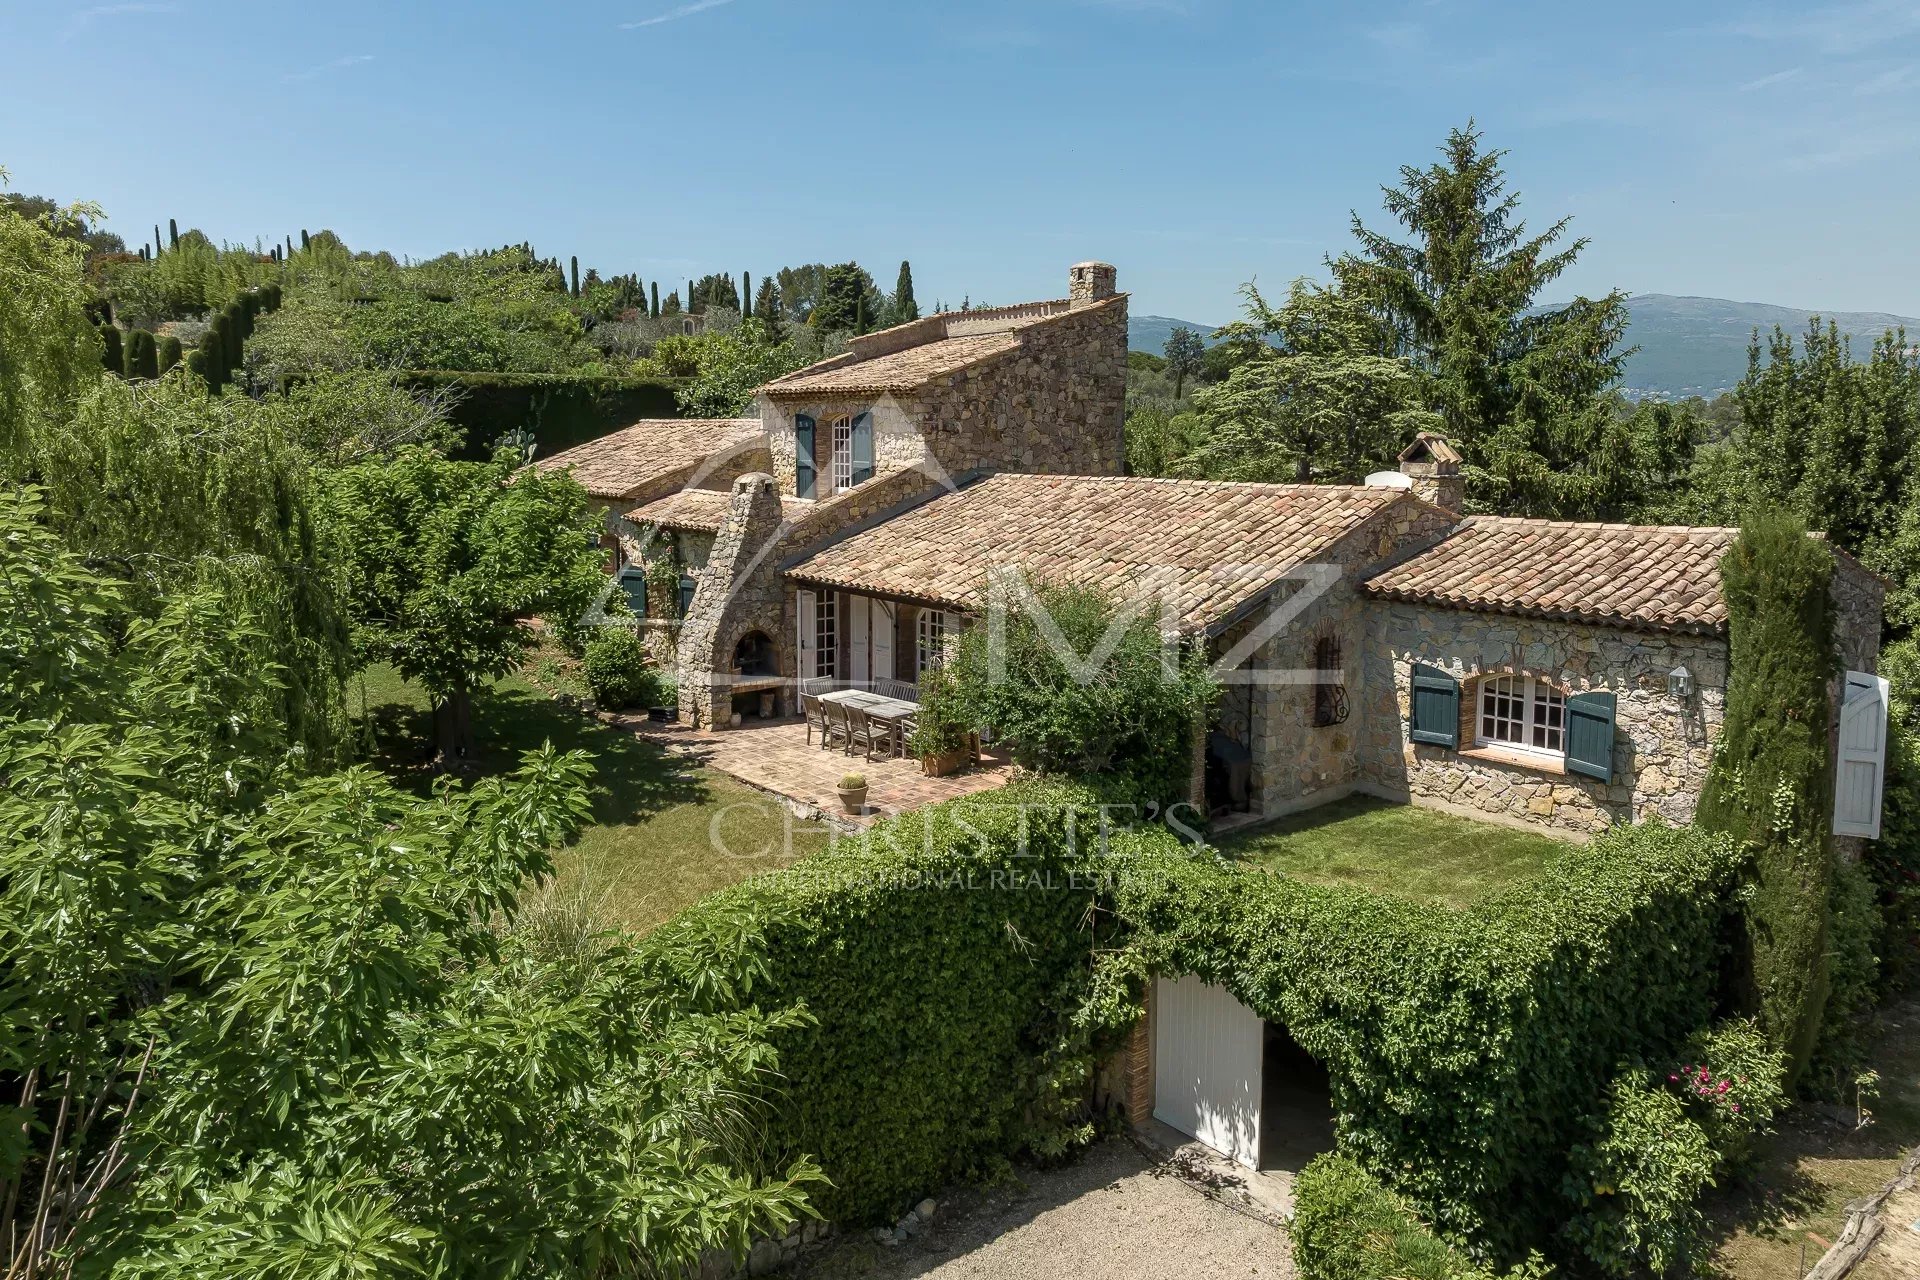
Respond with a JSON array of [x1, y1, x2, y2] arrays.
[[845, 706, 884, 760], [802, 694, 826, 746], [823, 701, 852, 753], [891, 714, 917, 758]]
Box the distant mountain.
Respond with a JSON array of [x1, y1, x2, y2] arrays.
[[1603, 294, 1920, 399], [1127, 297, 1920, 401]]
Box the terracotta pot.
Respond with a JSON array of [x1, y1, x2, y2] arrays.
[[922, 748, 967, 778], [837, 785, 868, 814]]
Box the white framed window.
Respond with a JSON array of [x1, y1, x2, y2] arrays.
[[829, 415, 854, 494], [1477, 674, 1564, 754], [815, 592, 837, 679], [916, 609, 946, 677]]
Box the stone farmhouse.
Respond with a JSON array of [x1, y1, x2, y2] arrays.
[[533, 262, 1892, 844]]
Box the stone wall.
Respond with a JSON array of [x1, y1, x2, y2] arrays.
[[1211, 497, 1456, 817], [761, 393, 935, 500], [1359, 604, 1728, 836], [675, 474, 791, 727], [913, 294, 1127, 480]]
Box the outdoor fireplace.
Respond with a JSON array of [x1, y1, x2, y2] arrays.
[[732, 631, 777, 677]]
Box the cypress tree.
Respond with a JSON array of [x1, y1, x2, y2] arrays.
[[1695, 511, 1838, 1083], [126, 330, 160, 380], [893, 260, 918, 322], [168, 218, 178, 249], [99, 325, 124, 376], [186, 347, 207, 388], [157, 334, 183, 374], [742, 271, 752, 317], [570, 256, 580, 297], [650, 281, 660, 318], [154, 224, 163, 256], [201, 318, 228, 391], [300, 229, 311, 251], [688, 280, 697, 314]]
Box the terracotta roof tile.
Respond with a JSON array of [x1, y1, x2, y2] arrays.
[[625, 486, 813, 533], [1364, 517, 1739, 633], [760, 333, 1022, 398], [786, 474, 1409, 632], [531, 418, 760, 500]]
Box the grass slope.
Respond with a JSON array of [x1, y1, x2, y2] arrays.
[[1220, 793, 1567, 909], [353, 660, 829, 931]]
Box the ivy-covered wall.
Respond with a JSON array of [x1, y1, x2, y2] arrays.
[[645, 782, 1111, 1224], [1104, 820, 1740, 1255], [399, 370, 685, 459]]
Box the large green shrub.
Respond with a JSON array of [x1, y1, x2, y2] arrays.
[[1102, 819, 1741, 1253], [1292, 1154, 1498, 1280], [932, 580, 1219, 805], [124, 328, 159, 379], [1805, 857, 1884, 1096], [1694, 511, 1837, 1079], [581, 626, 656, 709], [397, 369, 683, 459], [647, 781, 1114, 1223]]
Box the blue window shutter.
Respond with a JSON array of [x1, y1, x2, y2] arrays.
[[1565, 691, 1616, 782], [678, 572, 697, 617], [1409, 662, 1460, 748], [794, 414, 816, 498], [851, 411, 874, 485], [617, 568, 648, 618]]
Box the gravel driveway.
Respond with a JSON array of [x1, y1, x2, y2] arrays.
[[796, 1138, 1295, 1280]]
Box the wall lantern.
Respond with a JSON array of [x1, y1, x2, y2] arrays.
[[1668, 666, 1693, 700]]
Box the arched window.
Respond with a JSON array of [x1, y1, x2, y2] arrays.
[[1477, 674, 1565, 754]]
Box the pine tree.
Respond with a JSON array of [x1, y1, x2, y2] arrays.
[[157, 334, 183, 374], [1331, 122, 1629, 504], [892, 260, 918, 323], [125, 329, 160, 380], [168, 218, 178, 249], [570, 255, 580, 297], [754, 277, 781, 335], [1163, 326, 1204, 399], [98, 325, 124, 376]]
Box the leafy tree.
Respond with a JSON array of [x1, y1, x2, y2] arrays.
[[891, 259, 918, 323], [1184, 280, 1435, 483], [811, 262, 881, 334], [1694, 512, 1837, 1083], [0, 486, 820, 1274], [1123, 402, 1205, 478], [677, 321, 815, 417], [1331, 123, 1631, 501], [775, 263, 826, 323], [920, 580, 1218, 804], [0, 185, 102, 471], [661, 289, 682, 316], [692, 271, 741, 313], [1162, 325, 1204, 399], [323, 448, 606, 762]]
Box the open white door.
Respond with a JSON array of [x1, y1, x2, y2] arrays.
[[847, 595, 870, 688], [872, 600, 896, 683], [796, 590, 817, 680], [1834, 671, 1891, 839], [1153, 974, 1262, 1169]]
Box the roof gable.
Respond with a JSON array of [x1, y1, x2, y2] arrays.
[[531, 418, 761, 501]]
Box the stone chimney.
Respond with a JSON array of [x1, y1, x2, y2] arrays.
[[676, 472, 788, 728], [1398, 431, 1464, 513], [1069, 261, 1117, 308]]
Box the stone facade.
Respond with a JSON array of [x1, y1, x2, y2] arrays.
[[1361, 605, 1727, 835], [675, 474, 791, 727]]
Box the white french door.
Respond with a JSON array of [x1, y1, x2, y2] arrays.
[[847, 594, 870, 687]]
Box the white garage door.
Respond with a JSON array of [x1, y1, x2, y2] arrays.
[[1153, 974, 1263, 1169]]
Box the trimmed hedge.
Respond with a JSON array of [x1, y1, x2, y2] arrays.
[[642, 781, 1111, 1223], [397, 370, 687, 460], [1102, 819, 1742, 1255], [1292, 1154, 1496, 1280]]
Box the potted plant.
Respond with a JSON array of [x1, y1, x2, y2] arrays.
[[910, 669, 973, 777], [837, 772, 868, 814]]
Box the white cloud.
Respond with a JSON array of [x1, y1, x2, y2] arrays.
[[1738, 67, 1803, 91], [620, 0, 736, 29], [62, 3, 178, 41], [1855, 62, 1919, 93], [282, 54, 376, 83]]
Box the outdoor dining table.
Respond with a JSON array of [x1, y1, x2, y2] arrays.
[[819, 688, 919, 722]]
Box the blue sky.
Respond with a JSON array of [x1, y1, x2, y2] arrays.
[[4, 0, 1919, 322]]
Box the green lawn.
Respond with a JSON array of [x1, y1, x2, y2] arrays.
[[353, 661, 831, 933], [1221, 793, 1568, 909]]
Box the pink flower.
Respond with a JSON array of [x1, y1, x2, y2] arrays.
[[1669, 1073, 1680, 1082], [1730, 1103, 1741, 1113], [1718, 1080, 1730, 1093]]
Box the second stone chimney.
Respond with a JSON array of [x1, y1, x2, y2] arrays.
[[1069, 261, 1117, 307], [1398, 431, 1464, 513]]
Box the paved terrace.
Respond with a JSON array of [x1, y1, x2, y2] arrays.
[[608, 714, 1014, 828]]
